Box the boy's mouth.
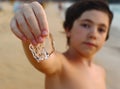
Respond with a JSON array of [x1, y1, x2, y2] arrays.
[[83, 42, 97, 48]]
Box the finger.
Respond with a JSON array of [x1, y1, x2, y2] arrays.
[[21, 3, 41, 39], [15, 11, 37, 45], [30, 1, 49, 37], [10, 17, 27, 42]]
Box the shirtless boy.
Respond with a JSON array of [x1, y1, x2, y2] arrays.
[[10, 0, 113, 89]]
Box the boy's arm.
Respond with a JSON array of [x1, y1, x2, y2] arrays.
[[10, 1, 62, 76], [22, 41, 62, 75]]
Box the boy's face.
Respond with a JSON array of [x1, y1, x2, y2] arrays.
[[66, 10, 109, 58]]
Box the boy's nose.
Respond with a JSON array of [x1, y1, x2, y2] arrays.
[[88, 27, 98, 40]]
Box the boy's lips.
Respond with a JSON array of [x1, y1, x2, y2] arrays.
[[83, 42, 97, 47]]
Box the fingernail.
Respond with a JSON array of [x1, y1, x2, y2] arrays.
[[42, 30, 48, 36], [22, 37, 27, 42], [32, 40, 37, 46], [38, 36, 43, 43]]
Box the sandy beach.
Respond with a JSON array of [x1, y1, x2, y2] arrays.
[[0, 2, 120, 89]]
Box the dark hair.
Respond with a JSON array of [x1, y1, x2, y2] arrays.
[[63, 0, 113, 45]]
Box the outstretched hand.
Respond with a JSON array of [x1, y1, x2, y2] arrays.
[[10, 1, 49, 45]]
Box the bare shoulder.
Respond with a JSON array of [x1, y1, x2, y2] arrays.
[[49, 51, 66, 72], [94, 64, 106, 79]]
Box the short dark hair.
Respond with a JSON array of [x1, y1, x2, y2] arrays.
[[63, 0, 113, 45]]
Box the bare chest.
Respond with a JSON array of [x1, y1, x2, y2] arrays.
[[45, 67, 106, 89], [60, 65, 106, 89]]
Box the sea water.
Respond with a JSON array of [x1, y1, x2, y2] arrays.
[[110, 4, 120, 29]]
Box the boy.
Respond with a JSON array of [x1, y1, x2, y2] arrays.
[[10, 0, 113, 89]]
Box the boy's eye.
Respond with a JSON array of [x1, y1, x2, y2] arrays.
[[98, 28, 106, 33], [81, 23, 90, 28]]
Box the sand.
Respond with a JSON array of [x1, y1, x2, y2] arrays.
[[0, 2, 120, 89]]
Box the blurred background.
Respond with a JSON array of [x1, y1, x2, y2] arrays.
[[0, 0, 120, 89]]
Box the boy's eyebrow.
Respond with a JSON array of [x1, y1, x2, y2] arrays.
[[79, 19, 107, 28], [79, 19, 93, 23]]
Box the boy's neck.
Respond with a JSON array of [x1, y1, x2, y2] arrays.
[[63, 49, 94, 67]]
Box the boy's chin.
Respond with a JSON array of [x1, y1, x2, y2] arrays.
[[80, 50, 96, 58]]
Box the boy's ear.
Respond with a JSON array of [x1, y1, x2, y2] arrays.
[[65, 28, 71, 37]]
